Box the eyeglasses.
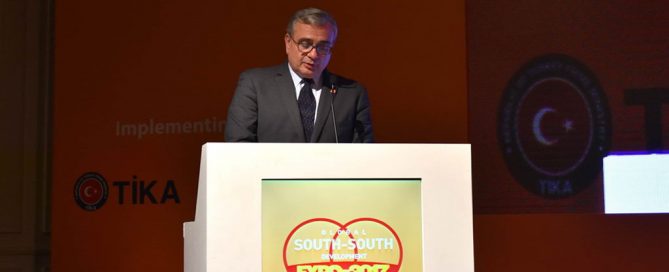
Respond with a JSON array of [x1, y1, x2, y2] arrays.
[[289, 35, 333, 55]]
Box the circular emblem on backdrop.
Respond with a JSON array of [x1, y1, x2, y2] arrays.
[[498, 54, 611, 198], [74, 172, 109, 211]]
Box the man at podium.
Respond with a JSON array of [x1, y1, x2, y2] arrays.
[[224, 7, 374, 143]]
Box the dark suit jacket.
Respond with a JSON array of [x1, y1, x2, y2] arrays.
[[225, 63, 374, 143]]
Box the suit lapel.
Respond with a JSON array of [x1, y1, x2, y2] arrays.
[[312, 88, 332, 142], [273, 64, 306, 141], [312, 71, 335, 142]]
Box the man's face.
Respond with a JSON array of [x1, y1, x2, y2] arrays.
[[285, 22, 336, 80]]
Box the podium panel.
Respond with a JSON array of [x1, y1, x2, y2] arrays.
[[184, 143, 473, 271]]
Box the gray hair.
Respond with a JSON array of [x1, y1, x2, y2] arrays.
[[286, 8, 338, 40]]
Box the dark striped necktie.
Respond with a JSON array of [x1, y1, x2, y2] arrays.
[[297, 78, 316, 142]]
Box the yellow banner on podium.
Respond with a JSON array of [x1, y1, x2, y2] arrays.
[[262, 179, 422, 272]]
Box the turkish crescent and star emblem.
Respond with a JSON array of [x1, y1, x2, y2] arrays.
[[498, 54, 611, 198], [74, 172, 109, 211], [517, 78, 593, 177]]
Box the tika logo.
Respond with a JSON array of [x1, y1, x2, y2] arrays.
[[74, 172, 109, 211], [74, 172, 180, 211], [498, 54, 611, 198], [283, 218, 402, 272]]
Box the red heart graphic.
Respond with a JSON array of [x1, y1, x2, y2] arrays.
[[282, 217, 403, 272]]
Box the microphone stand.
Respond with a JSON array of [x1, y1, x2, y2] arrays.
[[329, 84, 339, 143]]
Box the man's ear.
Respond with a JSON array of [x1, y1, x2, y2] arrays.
[[284, 34, 291, 53]]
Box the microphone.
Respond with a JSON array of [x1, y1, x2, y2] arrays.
[[329, 82, 339, 143]]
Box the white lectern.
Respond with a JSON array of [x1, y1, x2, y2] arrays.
[[184, 143, 473, 271]]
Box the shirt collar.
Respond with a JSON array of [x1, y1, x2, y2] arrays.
[[287, 63, 321, 89]]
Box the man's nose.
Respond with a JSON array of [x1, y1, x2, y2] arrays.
[[306, 47, 319, 59]]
